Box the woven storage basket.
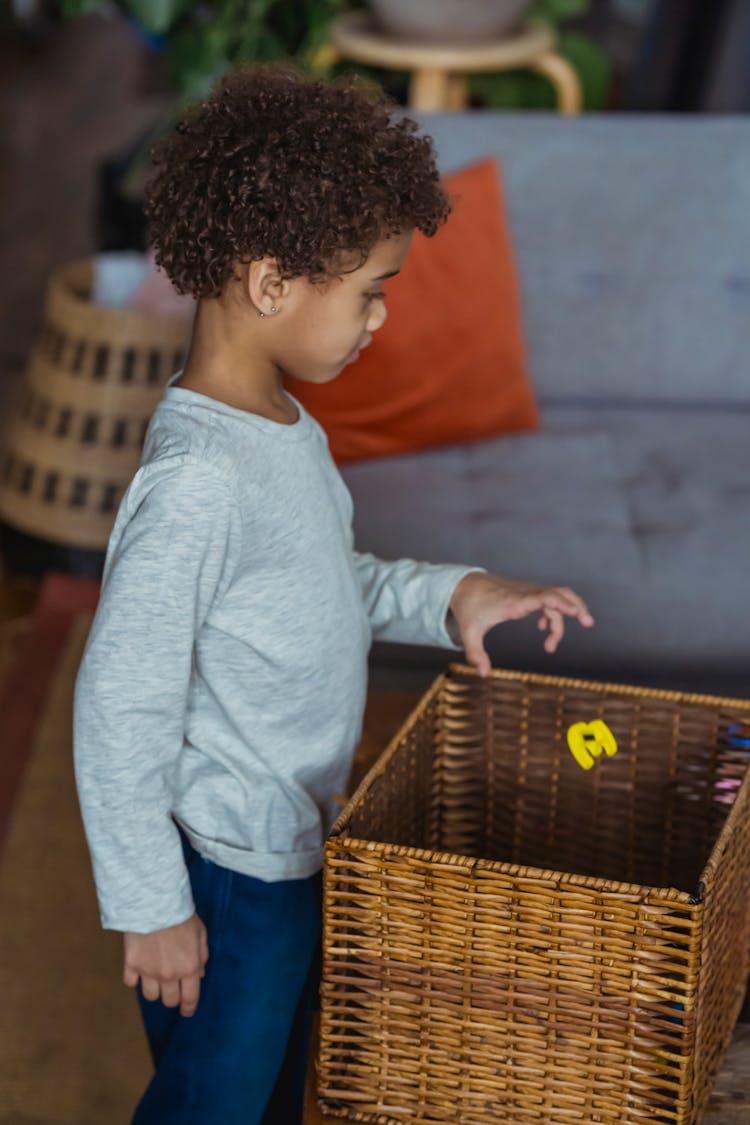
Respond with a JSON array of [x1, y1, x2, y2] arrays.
[[0, 257, 189, 552], [320, 664, 750, 1125]]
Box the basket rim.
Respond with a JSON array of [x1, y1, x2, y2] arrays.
[[329, 670, 446, 840], [701, 740, 750, 887], [47, 256, 190, 336], [325, 832, 700, 906], [329, 662, 750, 907], [449, 662, 750, 710]]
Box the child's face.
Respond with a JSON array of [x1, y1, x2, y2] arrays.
[[273, 232, 413, 384]]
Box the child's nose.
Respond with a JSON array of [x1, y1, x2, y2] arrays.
[[367, 301, 387, 332]]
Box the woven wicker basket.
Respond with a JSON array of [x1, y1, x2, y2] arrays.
[[320, 664, 750, 1124], [0, 257, 189, 552]]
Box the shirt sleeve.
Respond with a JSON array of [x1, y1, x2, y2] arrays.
[[73, 459, 243, 933], [352, 550, 487, 649]]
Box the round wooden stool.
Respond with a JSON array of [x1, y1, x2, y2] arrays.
[[318, 11, 582, 114]]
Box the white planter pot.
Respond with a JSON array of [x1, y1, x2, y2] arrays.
[[368, 0, 534, 43]]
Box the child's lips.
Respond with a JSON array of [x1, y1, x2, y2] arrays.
[[344, 339, 370, 364]]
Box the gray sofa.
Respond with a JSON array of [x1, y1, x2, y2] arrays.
[[343, 113, 750, 697]]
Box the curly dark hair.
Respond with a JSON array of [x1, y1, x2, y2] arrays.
[[144, 61, 451, 299]]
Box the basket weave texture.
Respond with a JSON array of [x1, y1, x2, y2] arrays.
[[320, 664, 750, 1124], [0, 258, 189, 550]]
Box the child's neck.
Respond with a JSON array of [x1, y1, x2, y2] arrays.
[[175, 298, 298, 425]]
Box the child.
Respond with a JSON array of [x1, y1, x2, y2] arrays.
[[73, 62, 594, 1125]]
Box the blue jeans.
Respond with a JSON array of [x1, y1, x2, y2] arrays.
[[132, 835, 322, 1125]]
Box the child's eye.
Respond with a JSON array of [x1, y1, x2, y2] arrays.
[[366, 291, 385, 302]]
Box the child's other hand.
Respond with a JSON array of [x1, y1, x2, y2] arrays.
[[449, 572, 595, 677], [123, 912, 209, 1018]]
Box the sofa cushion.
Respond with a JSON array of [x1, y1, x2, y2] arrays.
[[285, 158, 538, 463], [342, 404, 750, 691]]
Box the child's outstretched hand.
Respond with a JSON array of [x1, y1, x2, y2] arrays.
[[449, 573, 595, 677]]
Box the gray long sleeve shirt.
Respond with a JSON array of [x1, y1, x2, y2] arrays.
[[73, 380, 482, 933]]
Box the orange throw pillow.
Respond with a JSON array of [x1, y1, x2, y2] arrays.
[[285, 157, 538, 463]]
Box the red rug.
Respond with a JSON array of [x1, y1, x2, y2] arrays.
[[0, 573, 100, 852]]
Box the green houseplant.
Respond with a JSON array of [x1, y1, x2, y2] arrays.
[[59, 0, 608, 248], [62, 0, 608, 108], [61, 0, 356, 99], [469, 0, 610, 110]]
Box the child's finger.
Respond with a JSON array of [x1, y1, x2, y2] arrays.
[[123, 963, 139, 989], [180, 973, 201, 1018], [160, 979, 181, 1009], [462, 624, 491, 678], [140, 974, 161, 1002], [546, 588, 595, 625], [543, 608, 564, 652]]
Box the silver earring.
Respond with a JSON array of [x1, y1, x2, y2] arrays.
[[258, 306, 278, 319]]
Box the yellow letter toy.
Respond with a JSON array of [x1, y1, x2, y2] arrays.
[[567, 720, 618, 770]]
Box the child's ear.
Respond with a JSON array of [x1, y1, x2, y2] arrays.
[[246, 257, 289, 317]]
